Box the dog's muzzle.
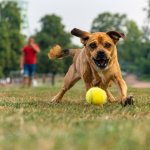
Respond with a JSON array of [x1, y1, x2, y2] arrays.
[[93, 51, 109, 69]]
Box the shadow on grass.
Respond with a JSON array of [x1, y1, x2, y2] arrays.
[[0, 98, 140, 116], [0, 101, 51, 109], [0, 99, 88, 109]]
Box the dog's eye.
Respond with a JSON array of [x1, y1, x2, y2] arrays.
[[104, 42, 111, 48], [89, 43, 97, 49]]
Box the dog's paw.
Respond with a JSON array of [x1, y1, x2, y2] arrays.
[[121, 96, 134, 107], [108, 97, 117, 103], [51, 96, 61, 103], [109, 99, 118, 103]]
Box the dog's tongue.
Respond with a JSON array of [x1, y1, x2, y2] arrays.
[[99, 59, 105, 65]]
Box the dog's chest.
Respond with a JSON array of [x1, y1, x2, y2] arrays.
[[90, 61, 106, 84], [97, 71, 106, 84]]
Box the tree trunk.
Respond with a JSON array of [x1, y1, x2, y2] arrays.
[[42, 73, 46, 84], [51, 73, 55, 86]]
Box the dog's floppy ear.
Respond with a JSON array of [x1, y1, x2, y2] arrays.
[[71, 28, 90, 45], [107, 31, 125, 44]]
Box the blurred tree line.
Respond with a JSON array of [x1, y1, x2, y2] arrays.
[[0, 2, 24, 77], [0, 1, 150, 81]]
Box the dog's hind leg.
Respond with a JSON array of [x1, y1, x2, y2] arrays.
[[51, 64, 80, 103]]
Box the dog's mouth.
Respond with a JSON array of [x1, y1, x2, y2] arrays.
[[93, 58, 109, 69]]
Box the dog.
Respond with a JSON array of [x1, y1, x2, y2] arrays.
[[48, 28, 133, 106]]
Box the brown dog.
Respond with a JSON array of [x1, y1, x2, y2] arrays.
[[48, 28, 133, 106]]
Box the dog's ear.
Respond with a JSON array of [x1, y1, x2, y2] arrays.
[[71, 28, 90, 45], [106, 31, 125, 44]]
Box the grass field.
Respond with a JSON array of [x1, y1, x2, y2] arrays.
[[0, 80, 150, 150]]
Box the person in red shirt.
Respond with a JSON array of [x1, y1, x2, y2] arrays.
[[20, 37, 40, 87]]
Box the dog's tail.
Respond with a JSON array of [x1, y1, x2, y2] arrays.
[[48, 44, 77, 60]]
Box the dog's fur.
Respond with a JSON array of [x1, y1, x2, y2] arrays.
[[48, 28, 133, 106]]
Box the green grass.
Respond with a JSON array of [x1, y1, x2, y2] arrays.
[[0, 80, 150, 150]]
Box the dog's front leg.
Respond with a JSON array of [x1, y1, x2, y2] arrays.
[[105, 89, 117, 103], [51, 64, 80, 103], [82, 75, 93, 91], [113, 75, 133, 106], [99, 83, 116, 103]]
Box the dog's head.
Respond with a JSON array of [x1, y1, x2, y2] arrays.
[[71, 28, 125, 70]]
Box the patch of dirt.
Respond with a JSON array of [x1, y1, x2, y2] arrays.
[[125, 74, 150, 88]]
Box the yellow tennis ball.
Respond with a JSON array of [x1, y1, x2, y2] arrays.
[[86, 87, 107, 105]]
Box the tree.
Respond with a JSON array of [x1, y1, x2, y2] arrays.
[[138, 43, 150, 77], [91, 12, 127, 32], [0, 2, 24, 77], [142, 0, 150, 41], [34, 14, 72, 85], [139, 0, 150, 77], [119, 20, 142, 72], [119, 20, 150, 77]]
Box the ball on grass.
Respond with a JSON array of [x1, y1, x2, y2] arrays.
[[86, 87, 107, 105]]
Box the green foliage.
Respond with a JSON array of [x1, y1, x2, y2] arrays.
[[137, 42, 150, 75], [91, 12, 127, 32], [1, 2, 22, 30], [37, 49, 64, 74], [0, 2, 24, 77], [119, 21, 142, 72], [142, 26, 150, 42], [120, 21, 150, 76], [35, 14, 72, 75], [142, 0, 150, 42], [35, 14, 71, 48]]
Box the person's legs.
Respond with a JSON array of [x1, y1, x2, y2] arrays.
[[28, 64, 36, 87], [23, 64, 29, 86]]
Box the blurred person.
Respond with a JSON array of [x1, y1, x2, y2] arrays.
[[20, 37, 40, 87]]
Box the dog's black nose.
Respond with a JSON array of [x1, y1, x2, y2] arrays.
[[97, 51, 105, 59]]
